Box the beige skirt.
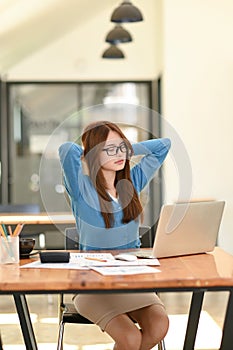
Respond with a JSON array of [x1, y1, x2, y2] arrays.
[[73, 293, 164, 331]]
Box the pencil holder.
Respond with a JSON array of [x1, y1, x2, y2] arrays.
[[0, 236, 19, 264]]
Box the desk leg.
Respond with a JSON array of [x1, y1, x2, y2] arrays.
[[220, 289, 233, 350], [13, 294, 38, 350], [183, 291, 205, 350]]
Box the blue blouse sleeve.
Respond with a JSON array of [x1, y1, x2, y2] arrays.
[[131, 138, 171, 192], [58, 142, 84, 200]]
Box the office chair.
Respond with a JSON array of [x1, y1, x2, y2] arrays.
[[57, 227, 166, 350]]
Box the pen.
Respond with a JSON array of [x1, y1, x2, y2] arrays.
[[1, 224, 8, 237], [0, 224, 6, 237], [12, 223, 25, 237], [8, 225, 13, 236], [85, 257, 107, 262], [0, 224, 16, 261]]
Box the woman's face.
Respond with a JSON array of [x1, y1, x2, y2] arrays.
[[100, 130, 128, 172]]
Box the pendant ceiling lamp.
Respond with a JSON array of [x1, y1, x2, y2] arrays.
[[102, 45, 125, 59], [105, 24, 132, 44], [111, 1, 143, 23]]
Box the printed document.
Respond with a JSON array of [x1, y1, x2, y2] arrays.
[[21, 252, 160, 270]]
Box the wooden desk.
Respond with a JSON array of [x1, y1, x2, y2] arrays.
[[0, 247, 233, 350], [0, 212, 75, 233]]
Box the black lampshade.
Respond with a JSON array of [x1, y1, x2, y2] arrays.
[[111, 1, 143, 23], [105, 25, 132, 44], [102, 45, 125, 59]]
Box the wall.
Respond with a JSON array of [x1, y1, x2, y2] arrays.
[[162, 0, 233, 254]]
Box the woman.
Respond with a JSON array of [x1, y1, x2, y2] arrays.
[[59, 120, 171, 350]]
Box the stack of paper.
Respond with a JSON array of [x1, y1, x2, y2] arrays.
[[21, 252, 160, 273], [91, 266, 160, 275]]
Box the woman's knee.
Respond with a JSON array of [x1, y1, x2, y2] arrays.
[[111, 330, 141, 350], [122, 328, 142, 350], [157, 312, 169, 339], [105, 315, 142, 350], [147, 311, 169, 346]]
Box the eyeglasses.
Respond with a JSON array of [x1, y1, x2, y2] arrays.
[[102, 142, 128, 156]]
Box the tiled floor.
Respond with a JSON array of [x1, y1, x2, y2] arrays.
[[0, 291, 229, 350]]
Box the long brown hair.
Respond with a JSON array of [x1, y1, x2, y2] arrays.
[[82, 121, 143, 228]]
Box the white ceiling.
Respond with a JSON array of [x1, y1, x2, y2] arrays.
[[0, 0, 119, 73], [0, 0, 160, 81]]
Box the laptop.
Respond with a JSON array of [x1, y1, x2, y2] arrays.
[[135, 200, 225, 259]]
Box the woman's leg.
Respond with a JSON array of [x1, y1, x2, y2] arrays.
[[105, 313, 142, 350], [128, 304, 169, 350]]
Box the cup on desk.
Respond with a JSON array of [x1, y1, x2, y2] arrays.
[[19, 238, 35, 258], [0, 236, 19, 264]]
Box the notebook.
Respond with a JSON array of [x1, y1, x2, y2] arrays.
[[135, 200, 225, 259]]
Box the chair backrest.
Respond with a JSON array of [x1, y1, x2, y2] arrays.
[[0, 204, 40, 213], [64, 225, 152, 250], [139, 225, 152, 247], [65, 227, 79, 250]]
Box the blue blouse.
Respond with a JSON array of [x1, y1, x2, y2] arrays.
[[59, 138, 171, 250]]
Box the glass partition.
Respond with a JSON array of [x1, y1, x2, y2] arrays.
[[6, 81, 161, 230]]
